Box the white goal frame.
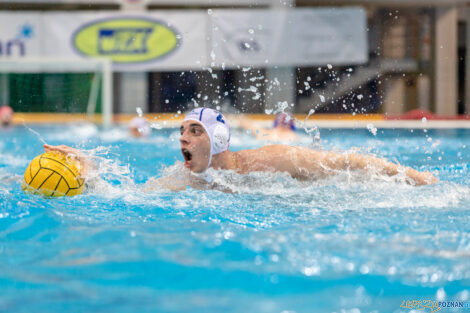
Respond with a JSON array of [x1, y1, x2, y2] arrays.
[[0, 57, 113, 127]]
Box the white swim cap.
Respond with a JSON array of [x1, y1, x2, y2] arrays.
[[129, 117, 151, 137], [184, 107, 230, 167]]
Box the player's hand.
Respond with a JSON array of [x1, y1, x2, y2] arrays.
[[44, 144, 90, 176], [44, 144, 81, 157], [418, 171, 438, 185], [405, 168, 438, 185]]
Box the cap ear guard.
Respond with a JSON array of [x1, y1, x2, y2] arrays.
[[212, 124, 230, 153]]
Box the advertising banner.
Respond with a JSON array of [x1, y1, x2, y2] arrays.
[[0, 11, 208, 71], [0, 8, 367, 71], [210, 8, 368, 68]]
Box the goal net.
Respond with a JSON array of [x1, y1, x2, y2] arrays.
[[0, 58, 113, 126]]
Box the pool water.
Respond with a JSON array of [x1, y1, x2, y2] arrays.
[[1, 124, 469, 313]]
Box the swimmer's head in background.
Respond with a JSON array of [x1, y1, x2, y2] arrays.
[[183, 107, 230, 166], [129, 116, 151, 137], [273, 112, 295, 131], [0, 105, 13, 127]]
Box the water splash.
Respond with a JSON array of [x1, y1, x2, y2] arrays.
[[301, 109, 321, 148], [21, 121, 48, 145]]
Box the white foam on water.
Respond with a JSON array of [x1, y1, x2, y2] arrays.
[[44, 123, 99, 141], [0, 152, 28, 168], [80, 146, 136, 198], [99, 127, 129, 142]]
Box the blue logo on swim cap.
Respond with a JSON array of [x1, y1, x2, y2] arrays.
[[216, 114, 225, 124]]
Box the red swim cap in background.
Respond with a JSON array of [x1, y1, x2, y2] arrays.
[[0, 105, 13, 126]]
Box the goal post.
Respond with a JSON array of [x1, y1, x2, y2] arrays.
[[0, 58, 113, 127]]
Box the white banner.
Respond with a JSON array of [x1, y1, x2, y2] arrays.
[[0, 8, 367, 71], [0, 13, 43, 59], [211, 8, 368, 68], [0, 11, 208, 71]]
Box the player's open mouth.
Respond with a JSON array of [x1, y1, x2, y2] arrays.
[[182, 149, 192, 167]]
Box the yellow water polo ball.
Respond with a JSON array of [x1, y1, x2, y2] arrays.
[[22, 151, 85, 197]]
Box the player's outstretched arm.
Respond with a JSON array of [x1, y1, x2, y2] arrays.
[[143, 176, 188, 192], [318, 151, 438, 185]]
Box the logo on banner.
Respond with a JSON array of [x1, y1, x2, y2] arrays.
[[238, 39, 261, 52], [0, 23, 34, 57], [73, 17, 179, 63]]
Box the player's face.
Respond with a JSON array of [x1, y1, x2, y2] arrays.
[[179, 121, 211, 173]]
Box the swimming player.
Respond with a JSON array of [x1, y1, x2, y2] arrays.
[[44, 107, 438, 190], [239, 112, 299, 142], [0, 105, 13, 127]]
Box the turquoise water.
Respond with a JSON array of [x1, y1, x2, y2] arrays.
[[1, 124, 470, 313]]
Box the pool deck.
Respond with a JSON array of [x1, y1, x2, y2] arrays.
[[10, 113, 470, 129]]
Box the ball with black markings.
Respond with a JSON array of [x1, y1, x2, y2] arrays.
[[22, 151, 85, 197]]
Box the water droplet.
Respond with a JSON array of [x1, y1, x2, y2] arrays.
[[150, 122, 162, 130], [366, 123, 377, 136], [437, 288, 446, 301]]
